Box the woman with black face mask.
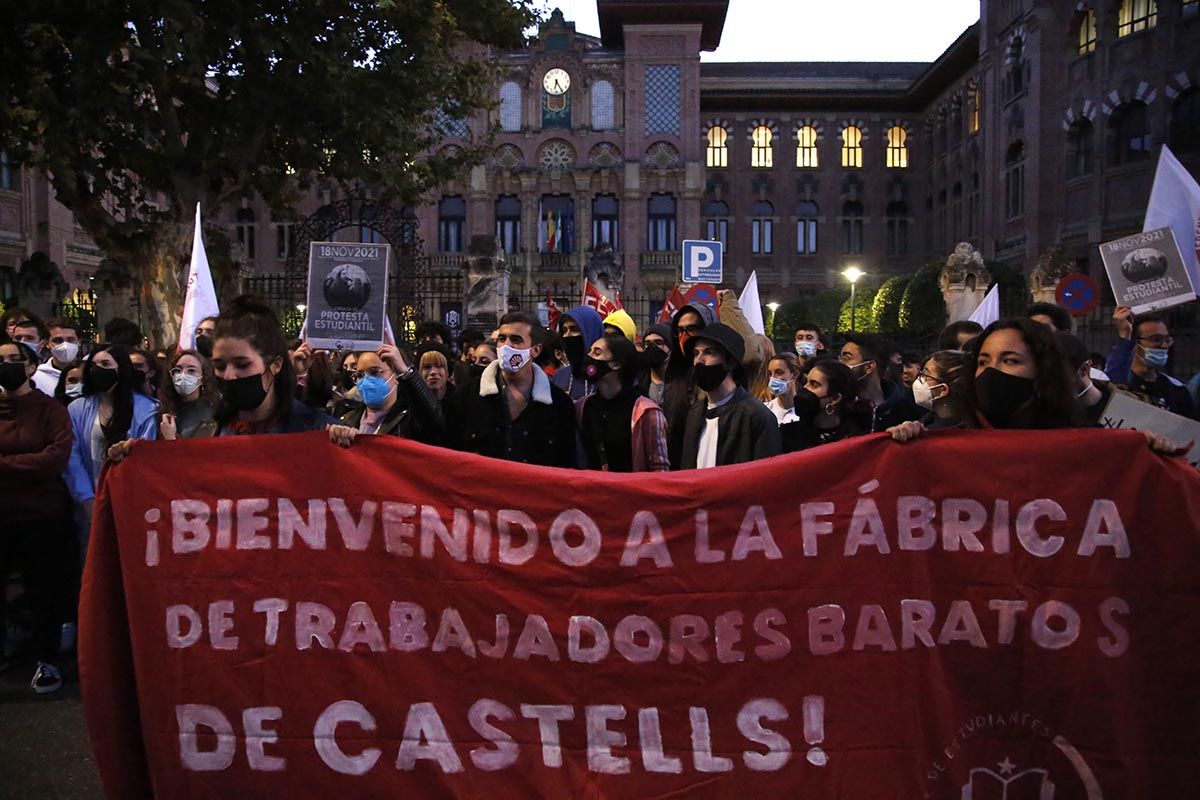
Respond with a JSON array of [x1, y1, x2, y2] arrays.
[[0, 337, 77, 694], [577, 335, 669, 471], [780, 358, 871, 453], [64, 343, 157, 554], [209, 296, 337, 435]]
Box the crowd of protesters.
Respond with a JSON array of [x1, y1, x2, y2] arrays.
[[0, 290, 1196, 695]]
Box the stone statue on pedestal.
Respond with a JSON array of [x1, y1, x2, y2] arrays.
[[463, 235, 509, 333], [939, 242, 992, 323], [585, 243, 623, 300]]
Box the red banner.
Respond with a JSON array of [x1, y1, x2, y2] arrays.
[[583, 278, 619, 317], [80, 430, 1200, 798]]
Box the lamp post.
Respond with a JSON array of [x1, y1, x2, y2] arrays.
[[842, 266, 864, 331], [765, 302, 780, 339]]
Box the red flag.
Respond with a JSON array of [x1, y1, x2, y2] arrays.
[[582, 278, 617, 317], [657, 284, 688, 323], [545, 292, 561, 331]]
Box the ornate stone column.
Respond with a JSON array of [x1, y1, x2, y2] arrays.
[[939, 242, 992, 323], [1029, 246, 1073, 305]]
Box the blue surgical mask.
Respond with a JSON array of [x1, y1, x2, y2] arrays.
[[768, 376, 790, 396], [357, 375, 394, 408], [1140, 346, 1169, 369], [794, 341, 817, 358]]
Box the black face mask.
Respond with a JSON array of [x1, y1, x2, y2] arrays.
[[83, 363, 119, 395], [338, 369, 357, 391], [216, 372, 271, 412], [694, 362, 729, 393], [642, 346, 668, 369], [0, 362, 28, 391], [583, 356, 616, 382], [793, 387, 822, 420], [469, 363, 486, 379], [974, 367, 1036, 429], [562, 336, 587, 377], [195, 335, 214, 359]]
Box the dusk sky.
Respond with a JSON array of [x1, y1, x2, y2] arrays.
[[550, 0, 981, 63]]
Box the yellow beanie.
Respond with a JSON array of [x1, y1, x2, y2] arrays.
[[603, 309, 637, 340]]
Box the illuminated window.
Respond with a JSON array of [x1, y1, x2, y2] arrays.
[[1077, 10, 1098, 54], [706, 126, 728, 168], [796, 201, 818, 255], [1118, 0, 1156, 37], [499, 81, 522, 132], [968, 82, 982, 134], [751, 126, 773, 168], [886, 126, 908, 168], [841, 126, 863, 168], [796, 126, 819, 168]]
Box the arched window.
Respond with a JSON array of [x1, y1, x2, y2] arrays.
[[647, 193, 676, 252], [499, 81, 522, 132], [751, 126, 773, 168], [796, 126, 819, 168], [886, 201, 909, 256], [950, 99, 963, 148], [1005, 38, 1026, 98], [1118, 0, 1157, 37], [841, 126, 863, 168], [703, 200, 729, 249], [495, 195, 522, 254], [1077, 9, 1098, 54], [796, 201, 819, 255], [591, 80, 614, 131], [1108, 102, 1152, 164], [235, 208, 257, 261], [438, 196, 467, 253], [841, 201, 864, 254], [706, 126, 728, 168], [1169, 89, 1200, 154], [592, 194, 619, 249], [358, 205, 385, 243], [886, 126, 909, 168], [1067, 120, 1094, 177], [751, 200, 774, 254], [1005, 142, 1025, 219]]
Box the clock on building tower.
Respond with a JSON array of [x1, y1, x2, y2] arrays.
[[541, 68, 571, 128]]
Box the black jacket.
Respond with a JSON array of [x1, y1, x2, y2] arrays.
[[871, 379, 926, 432], [337, 371, 445, 444], [448, 361, 578, 468], [680, 387, 781, 469]]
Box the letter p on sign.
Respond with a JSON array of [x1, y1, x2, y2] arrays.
[[682, 240, 723, 284]]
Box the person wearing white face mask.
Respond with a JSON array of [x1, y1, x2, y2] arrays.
[[157, 350, 218, 439], [765, 353, 802, 425], [32, 318, 82, 396], [448, 312, 578, 467], [793, 322, 824, 363], [907, 350, 971, 430], [55, 363, 85, 405]]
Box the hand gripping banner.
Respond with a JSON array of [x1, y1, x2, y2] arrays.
[[79, 430, 1200, 798]]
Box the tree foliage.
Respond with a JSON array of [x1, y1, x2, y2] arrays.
[[838, 287, 877, 333], [898, 260, 947, 335], [0, 0, 537, 342], [807, 288, 851, 336], [871, 275, 911, 336]]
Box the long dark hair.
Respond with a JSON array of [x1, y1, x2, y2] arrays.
[[159, 349, 216, 417], [965, 318, 1083, 429], [805, 358, 872, 428], [601, 334, 639, 390], [212, 296, 297, 425], [53, 359, 83, 405], [84, 344, 137, 446], [925, 349, 972, 421]]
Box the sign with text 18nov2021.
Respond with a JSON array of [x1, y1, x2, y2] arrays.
[[305, 242, 390, 350], [1098, 226, 1195, 314], [78, 430, 1200, 799]]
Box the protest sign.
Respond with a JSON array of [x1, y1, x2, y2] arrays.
[[80, 431, 1200, 798], [1099, 388, 1200, 466], [304, 242, 391, 350], [1098, 226, 1195, 314]]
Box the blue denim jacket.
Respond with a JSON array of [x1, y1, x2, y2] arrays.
[[64, 393, 158, 502]]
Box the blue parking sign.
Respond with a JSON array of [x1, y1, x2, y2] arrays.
[[682, 240, 723, 283]]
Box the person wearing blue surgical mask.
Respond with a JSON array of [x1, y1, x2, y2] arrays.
[[793, 323, 824, 362], [765, 353, 802, 425], [326, 344, 445, 447], [1105, 308, 1194, 419]]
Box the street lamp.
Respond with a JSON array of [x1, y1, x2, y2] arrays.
[[296, 303, 307, 313], [765, 302, 780, 312], [841, 266, 864, 331], [765, 302, 780, 339]]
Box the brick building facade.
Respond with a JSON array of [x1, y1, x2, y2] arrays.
[[2, 0, 1198, 328]]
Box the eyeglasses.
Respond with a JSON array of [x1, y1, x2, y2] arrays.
[[1137, 335, 1174, 347], [169, 366, 203, 378], [677, 325, 703, 336], [836, 352, 856, 363], [353, 367, 391, 381]]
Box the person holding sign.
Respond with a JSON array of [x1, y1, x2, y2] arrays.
[[1104, 308, 1195, 419], [327, 344, 445, 447]]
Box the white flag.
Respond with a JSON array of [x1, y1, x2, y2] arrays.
[[1144, 144, 1200, 293], [178, 203, 220, 350], [739, 270, 766, 336], [968, 283, 1000, 328]]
